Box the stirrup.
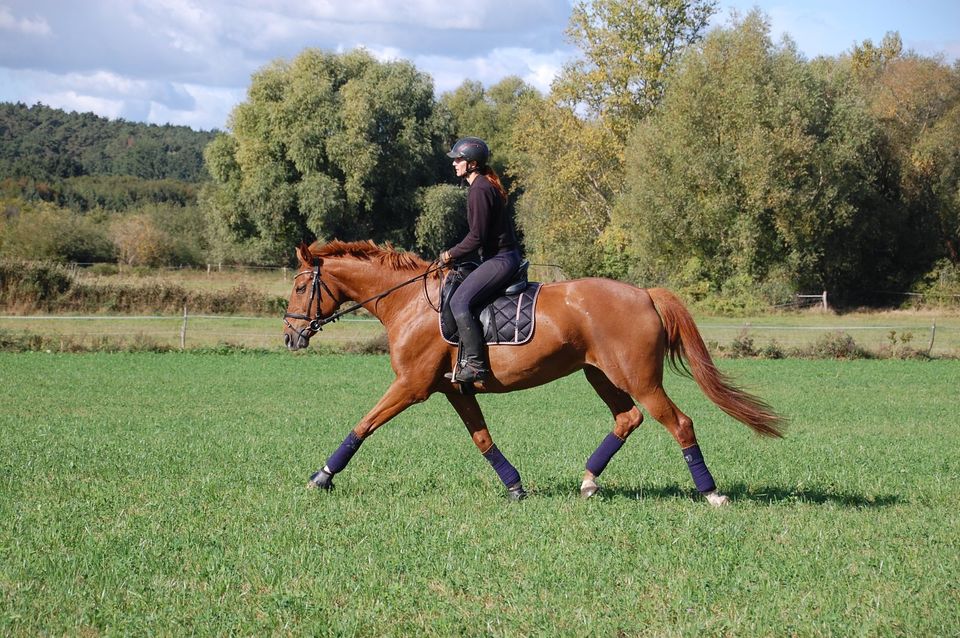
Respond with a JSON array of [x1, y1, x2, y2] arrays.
[[453, 361, 489, 383]]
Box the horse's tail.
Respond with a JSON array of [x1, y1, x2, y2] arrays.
[[647, 288, 785, 438]]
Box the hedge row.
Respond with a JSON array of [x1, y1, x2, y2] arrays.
[[0, 261, 284, 315]]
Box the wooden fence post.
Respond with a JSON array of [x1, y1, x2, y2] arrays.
[[927, 319, 936, 356], [180, 305, 188, 350]]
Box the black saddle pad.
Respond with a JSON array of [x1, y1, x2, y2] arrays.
[[440, 283, 542, 346]]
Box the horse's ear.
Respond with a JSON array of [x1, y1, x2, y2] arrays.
[[297, 242, 317, 266]]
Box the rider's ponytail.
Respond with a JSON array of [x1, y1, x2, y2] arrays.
[[481, 166, 508, 204]]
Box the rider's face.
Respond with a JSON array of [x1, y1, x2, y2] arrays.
[[453, 157, 470, 178]]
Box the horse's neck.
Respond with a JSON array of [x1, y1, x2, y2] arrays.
[[328, 259, 421, 326]]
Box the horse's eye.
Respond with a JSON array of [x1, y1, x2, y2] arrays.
[[296, 284, 307, 294]]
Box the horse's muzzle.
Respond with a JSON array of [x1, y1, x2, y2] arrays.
[[284, 331, 310, 351]]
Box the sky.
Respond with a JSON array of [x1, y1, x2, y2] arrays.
[[1, 0, 958, 132]]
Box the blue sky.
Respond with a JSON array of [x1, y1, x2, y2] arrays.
[[0, 0, 957, 131]]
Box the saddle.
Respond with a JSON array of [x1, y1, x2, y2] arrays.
[[439, 261, 542, 346]]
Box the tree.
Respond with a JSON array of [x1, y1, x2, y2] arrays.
[[554, 0, 717, 135], [202, 49, 449, 264], [111, 214, 173, 267], [0, 102, 214, 182], [613, 11, 902, 302], [510, 0, 716, 278], [413, 184, 467, 256], [512, 95, 623, 277], [911, 101, 960, 265], [857, 50, 960, 268], [440, 77, 537, 182]]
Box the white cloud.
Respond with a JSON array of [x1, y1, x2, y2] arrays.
[[34, 91, 126, 120], [0, 6, 51, 35], [0, 0, 577, 129], [9, 0, 952, 132], [410, 48, 572, 96]]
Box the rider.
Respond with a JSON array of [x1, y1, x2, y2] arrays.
[[439, 137, 522, 383]]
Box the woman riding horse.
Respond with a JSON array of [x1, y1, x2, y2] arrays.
[[440, 137, 522, 384], [282, 241, 784, 504]]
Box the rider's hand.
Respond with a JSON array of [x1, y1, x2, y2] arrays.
[[438, 250, 451, 266]]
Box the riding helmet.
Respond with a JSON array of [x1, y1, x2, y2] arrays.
[[446, 137, 490, 166]]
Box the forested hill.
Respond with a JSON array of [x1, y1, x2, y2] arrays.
[[0, 102, 216, 182]]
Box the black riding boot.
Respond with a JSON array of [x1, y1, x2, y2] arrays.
[[454, 317, 489, 383]]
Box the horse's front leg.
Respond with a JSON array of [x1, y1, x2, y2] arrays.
[[307, 378, 428, 490], [446, 393, 527, 500]]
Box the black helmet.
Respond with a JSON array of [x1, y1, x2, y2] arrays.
[[446, 137, 489, 166]]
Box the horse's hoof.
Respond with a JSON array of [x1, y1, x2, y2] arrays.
[[580, 478, 599, 499], [307, 469, 335, 490], [507, 484, 527, 501], [705, 490, 729, 507]]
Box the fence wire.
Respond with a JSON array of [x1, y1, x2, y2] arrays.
[[1, 313, 955, 355]]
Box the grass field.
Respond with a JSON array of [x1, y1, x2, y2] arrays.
[[1, 352, 958, 635]]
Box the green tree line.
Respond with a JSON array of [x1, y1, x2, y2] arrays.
[[0, 102, 215, 181], [2, 1, 959, 307], [0, 104, 213, 265]]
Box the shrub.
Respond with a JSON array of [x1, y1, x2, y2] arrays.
[[342, 332, 390, 355], [0, 261, 73, 310], [0, 260, 280, 315], [87, 263, 119, 276], [0, 201, 114, 263], [794, 331, 871, 359], [730, 329, 758, 358], [878, 330, 929, 360], [913, 259, 960, 308], [111, 214, 174, 267], [757, 339, 786, 359]]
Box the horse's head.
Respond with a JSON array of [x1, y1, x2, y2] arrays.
[[282, 242, 341, 351]]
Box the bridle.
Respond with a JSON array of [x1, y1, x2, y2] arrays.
[[282, 259, 337, 342], [283, 258, 444, 343]]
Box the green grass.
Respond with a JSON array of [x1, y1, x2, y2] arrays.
[[1, 353, 958, 635]]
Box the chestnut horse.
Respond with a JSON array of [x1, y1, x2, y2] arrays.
[[283, 240, 783, 503]]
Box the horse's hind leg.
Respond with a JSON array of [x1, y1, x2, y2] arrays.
[[446, 393, 526, 500], [637, 386, 729, 506], [580, 367, 645, 498]]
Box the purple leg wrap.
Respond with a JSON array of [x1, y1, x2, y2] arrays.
[[326, 431, 364, 474], [482, 445, 521, 488], [682, 444, 716, 493], [585, 432, 626, 476]]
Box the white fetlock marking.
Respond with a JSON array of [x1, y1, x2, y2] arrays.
[[705, 490, 730, 507], [580, 478, 599, 499]]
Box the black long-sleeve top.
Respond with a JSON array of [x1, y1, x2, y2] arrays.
[[448, 174, 518, 261]]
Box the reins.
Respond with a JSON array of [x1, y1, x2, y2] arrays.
[[284, 259, 444, 337]]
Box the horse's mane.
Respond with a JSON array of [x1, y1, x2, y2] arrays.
[[309, 240, 429, 271]]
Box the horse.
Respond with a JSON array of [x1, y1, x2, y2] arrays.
[[282, 240, 784, 504]]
